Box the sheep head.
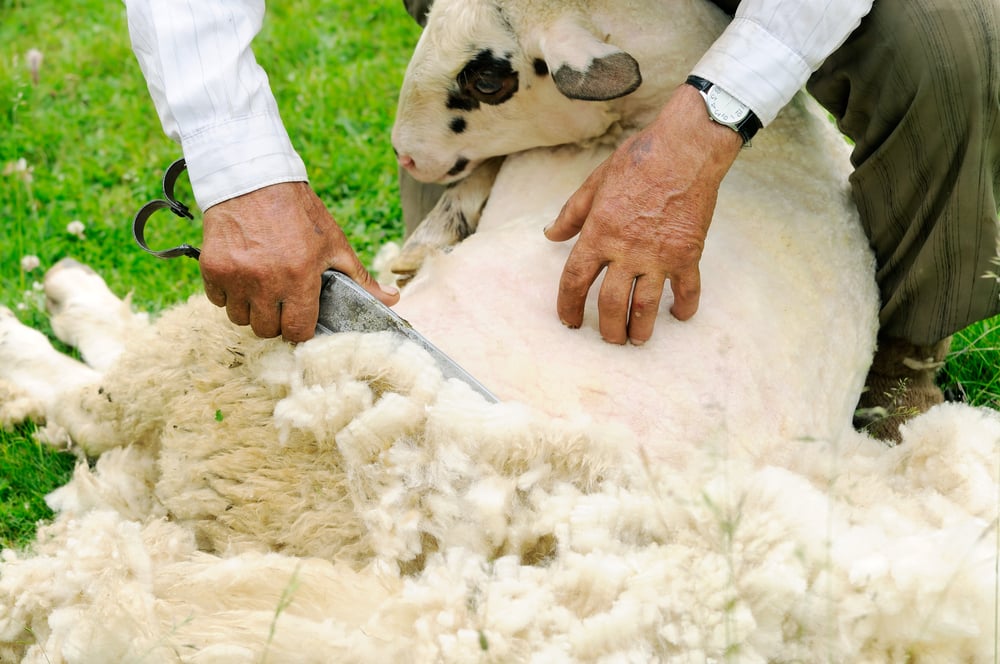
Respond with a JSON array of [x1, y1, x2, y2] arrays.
[[392, 0, 641, 184]]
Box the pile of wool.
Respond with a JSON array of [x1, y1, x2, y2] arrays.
[[0, 297, 997, 662]]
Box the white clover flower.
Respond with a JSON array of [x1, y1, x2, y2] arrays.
[[67, 220, 86, 239], [20, 255, 41, 272], [3, 158, 25, 176], [26, 48, 43, 84], [3, 158, 33, 184]]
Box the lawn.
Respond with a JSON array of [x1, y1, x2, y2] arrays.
[[0, 0, 419, 548], [1, 0, 998, 550]]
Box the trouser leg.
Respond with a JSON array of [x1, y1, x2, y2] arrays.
[[709, 0, 1000, 344], [807, 0, 1000, 439], [706, 0, 999, 440], [806, 0, 1000, 345]]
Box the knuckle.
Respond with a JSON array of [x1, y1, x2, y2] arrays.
[[561, 262, 590, 285], [227, 310, 250, 327], [252, 323, 281, 339], [282, 323, 313, 343], [630, 289, 661, 313], [673, 280, 700, 301]]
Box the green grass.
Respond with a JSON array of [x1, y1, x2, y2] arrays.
[[0, 425, 77, 548], [944, 318, 1000, 409], [0, 0, 998, 550], [0, 0, 419, 549]]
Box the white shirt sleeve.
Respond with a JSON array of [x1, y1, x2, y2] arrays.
[[691, 0, 875, 126], [124, 0, 307, 211]]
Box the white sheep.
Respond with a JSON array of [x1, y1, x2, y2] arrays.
[[1, 259, 997, 661], [388, 0, 879, 450], [0, 0, 997, 660], [389, 0, 751, 276]]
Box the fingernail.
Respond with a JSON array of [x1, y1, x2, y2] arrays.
[[629, 337, 645, 347], [383, 285, 400, 297]]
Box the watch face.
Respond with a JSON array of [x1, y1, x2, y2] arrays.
[[706, 86, 749, 124]]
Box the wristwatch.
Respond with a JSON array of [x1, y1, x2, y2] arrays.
[[685, 75, 762, 145]]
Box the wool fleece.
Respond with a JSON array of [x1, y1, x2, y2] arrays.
[[0, 291, 997, 662]]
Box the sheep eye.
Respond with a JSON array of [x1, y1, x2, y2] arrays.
[[464, 70, 517, 104], [474, 75, 503, 96], [454, 49, 520, 107]]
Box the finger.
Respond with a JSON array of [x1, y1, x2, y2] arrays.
[[556, 243, 604, 330], [203, 280, 227, 308], [544, 166, 601, 242], [627, 273, 666, 345], [278, 273, 323, 343], [596, 264, 635, 345], [331, 251, 400, 307], [226, 299, 251, 327], [248, 299, 282, 339], [668, 265, 702, 321]]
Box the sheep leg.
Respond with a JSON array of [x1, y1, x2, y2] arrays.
[[390, 157, 504, 284], [43, 258, 149, 372], [0, 305, 100, 428]]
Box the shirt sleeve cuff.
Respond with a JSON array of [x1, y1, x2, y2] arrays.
[[180, 112, 308, 211], [691, 17, 813, 126]]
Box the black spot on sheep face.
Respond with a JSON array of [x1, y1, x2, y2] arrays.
[[447, 48, 519, 111], [446, 157, 470, 177]]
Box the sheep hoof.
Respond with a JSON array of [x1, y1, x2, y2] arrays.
[[388, 243, 443, 286]]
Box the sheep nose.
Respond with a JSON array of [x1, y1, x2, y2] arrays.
[[397, 153, 416, 171]]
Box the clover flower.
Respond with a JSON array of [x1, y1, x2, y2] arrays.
[[20, 255, 41, 273], [3, 158, 33, 184], [67, 220, 86, 240]]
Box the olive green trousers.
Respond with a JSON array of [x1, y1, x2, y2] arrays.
[[400, 0, 1000, 345], [808, 0, 1000, 344]]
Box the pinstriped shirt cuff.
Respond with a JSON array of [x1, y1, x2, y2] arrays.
[[691, 17, 813, 126], [180, 112, 308, 211]]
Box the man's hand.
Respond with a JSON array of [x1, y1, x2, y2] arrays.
[[544, 84, 743, 345], [199, 181, 399, 342]]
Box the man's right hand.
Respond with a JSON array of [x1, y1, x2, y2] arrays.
[[543, 84, 743, 345], [199, 181, 399, 343]]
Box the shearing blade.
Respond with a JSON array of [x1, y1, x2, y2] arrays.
[[316, 270, 498, 403]]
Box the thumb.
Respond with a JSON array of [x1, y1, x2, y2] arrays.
[[336, 253, 400, 307], [544, 173, 598, 243]]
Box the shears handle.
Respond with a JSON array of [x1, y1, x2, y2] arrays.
[[132, 158, 202, 260]]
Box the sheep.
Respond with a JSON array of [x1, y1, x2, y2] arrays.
[[389, 0, 743, 278], [0, 0, 997, 660], [0, 259, 997, 662], [385, 0, 880, 450]]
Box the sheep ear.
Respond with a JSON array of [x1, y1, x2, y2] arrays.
[[402, 0, 433, 27], [537, 17, 642, 101]]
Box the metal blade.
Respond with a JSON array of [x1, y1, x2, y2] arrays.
[[315, 270, 498, 403]]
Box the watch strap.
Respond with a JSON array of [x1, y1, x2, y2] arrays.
[[685, 75, 762, 145]]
